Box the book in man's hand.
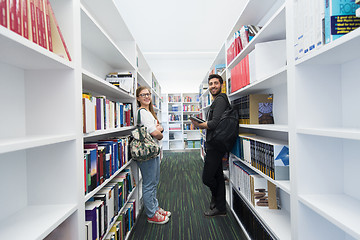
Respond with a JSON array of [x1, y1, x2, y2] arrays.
[[190, 116, 205, 123]]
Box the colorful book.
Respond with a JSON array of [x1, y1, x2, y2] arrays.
[[325, 0, 360, 44]]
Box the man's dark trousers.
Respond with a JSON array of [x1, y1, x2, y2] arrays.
[[202, 148, 226, 212]]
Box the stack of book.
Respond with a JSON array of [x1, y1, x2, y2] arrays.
[[105, 72, 135, 95], [0, 0, 71, 60]]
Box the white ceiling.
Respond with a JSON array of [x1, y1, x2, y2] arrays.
[[115, 0, 246, 93]]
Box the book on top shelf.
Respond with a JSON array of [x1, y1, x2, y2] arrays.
[[324, 0, 360, 44], [0, 0, 7, 28], [9, 0, 22, 36], [47, 0, 71, 60]]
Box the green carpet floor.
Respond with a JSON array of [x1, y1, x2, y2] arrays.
[[128, 150, 247, 240]]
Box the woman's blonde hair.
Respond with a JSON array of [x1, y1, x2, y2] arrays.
[[136, 86, 159, 122]]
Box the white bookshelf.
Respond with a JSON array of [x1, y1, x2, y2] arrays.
[[0, 0, 80, 239], [200, 0, 360, 239], [161, 93, 201, 150], [0, 0, 162, 239]]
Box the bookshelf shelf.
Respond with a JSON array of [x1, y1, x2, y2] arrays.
[[239, 124, 288, 132], [0, 204, 77, 240], [82, 70, 135, 100], [0, 134, 76, 154], [0, 27, 74, 70], [228, 66, 287, 98], [84, 160, 133, 201], [232, 186, 291, 240], [83, 126, 135, 138], [295, 28, 360, 66], [297, 127, 360, 140], [231, 154, 291, 194], [80, 7, 134, 71], [227, 3, 286, 70], [298, 194, 360, 239]]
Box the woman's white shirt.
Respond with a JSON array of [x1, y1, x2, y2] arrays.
[[137, 109, 161, 146]]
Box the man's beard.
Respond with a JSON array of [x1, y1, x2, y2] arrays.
[[211, 88, 221, 97]]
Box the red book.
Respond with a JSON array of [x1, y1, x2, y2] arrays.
[[0, 0, 7, 28], [35, 0, 44, 47], [9, 0, 22, 35], [39, 0, 46, 48], [21, 0, 28, 39], [29, 0, 37, 43]]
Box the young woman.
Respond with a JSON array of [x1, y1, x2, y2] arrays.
[[135, 86, 171, 224]]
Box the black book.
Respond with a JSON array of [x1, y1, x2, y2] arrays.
[[189, 116, 205, 123]]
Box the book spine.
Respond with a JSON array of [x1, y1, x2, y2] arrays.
[[35, 0, 44, 47], [0, 0, 7, 27], [29, 0, 37, 43], [44, 0, 52, 51], [9, 0, 22, 35], [21, 0, 28, 39]]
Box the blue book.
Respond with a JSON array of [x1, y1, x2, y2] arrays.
[[325, 0, 360, 43]]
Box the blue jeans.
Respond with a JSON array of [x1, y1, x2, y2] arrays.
[[136, 155, 160, 218]]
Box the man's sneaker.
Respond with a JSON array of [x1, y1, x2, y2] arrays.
[[204, 207, 227, 217], [158, 207, 171, 217], [147, 211, 169, 224]]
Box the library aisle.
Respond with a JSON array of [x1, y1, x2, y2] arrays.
[[128, 151, 246, 240]]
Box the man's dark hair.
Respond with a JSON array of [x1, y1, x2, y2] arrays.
[[208, 74, 223, 84]]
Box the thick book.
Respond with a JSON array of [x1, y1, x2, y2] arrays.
[[189, 115, 205, 123]]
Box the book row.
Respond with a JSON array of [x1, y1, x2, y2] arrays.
[[227, 25, 262, 65], [231, 160, 280, 209], [168, 114, 181, 122], [82, 93, 133, 134], [183, 123, 198, 131], [232, 94, 274, 125], [84, 136, 130, 195], [294, 0, 360, 60], [183, 104, 200, 112], [185, 140, 201, 149], [105, 72, 135, 95], [183, 95, 199, 103], [85, 177, 136, 240], [168, 95, 181, 102], [231, 134, 289, 180], [229, 39, 286, 93], [0, 0, 71, 60]]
